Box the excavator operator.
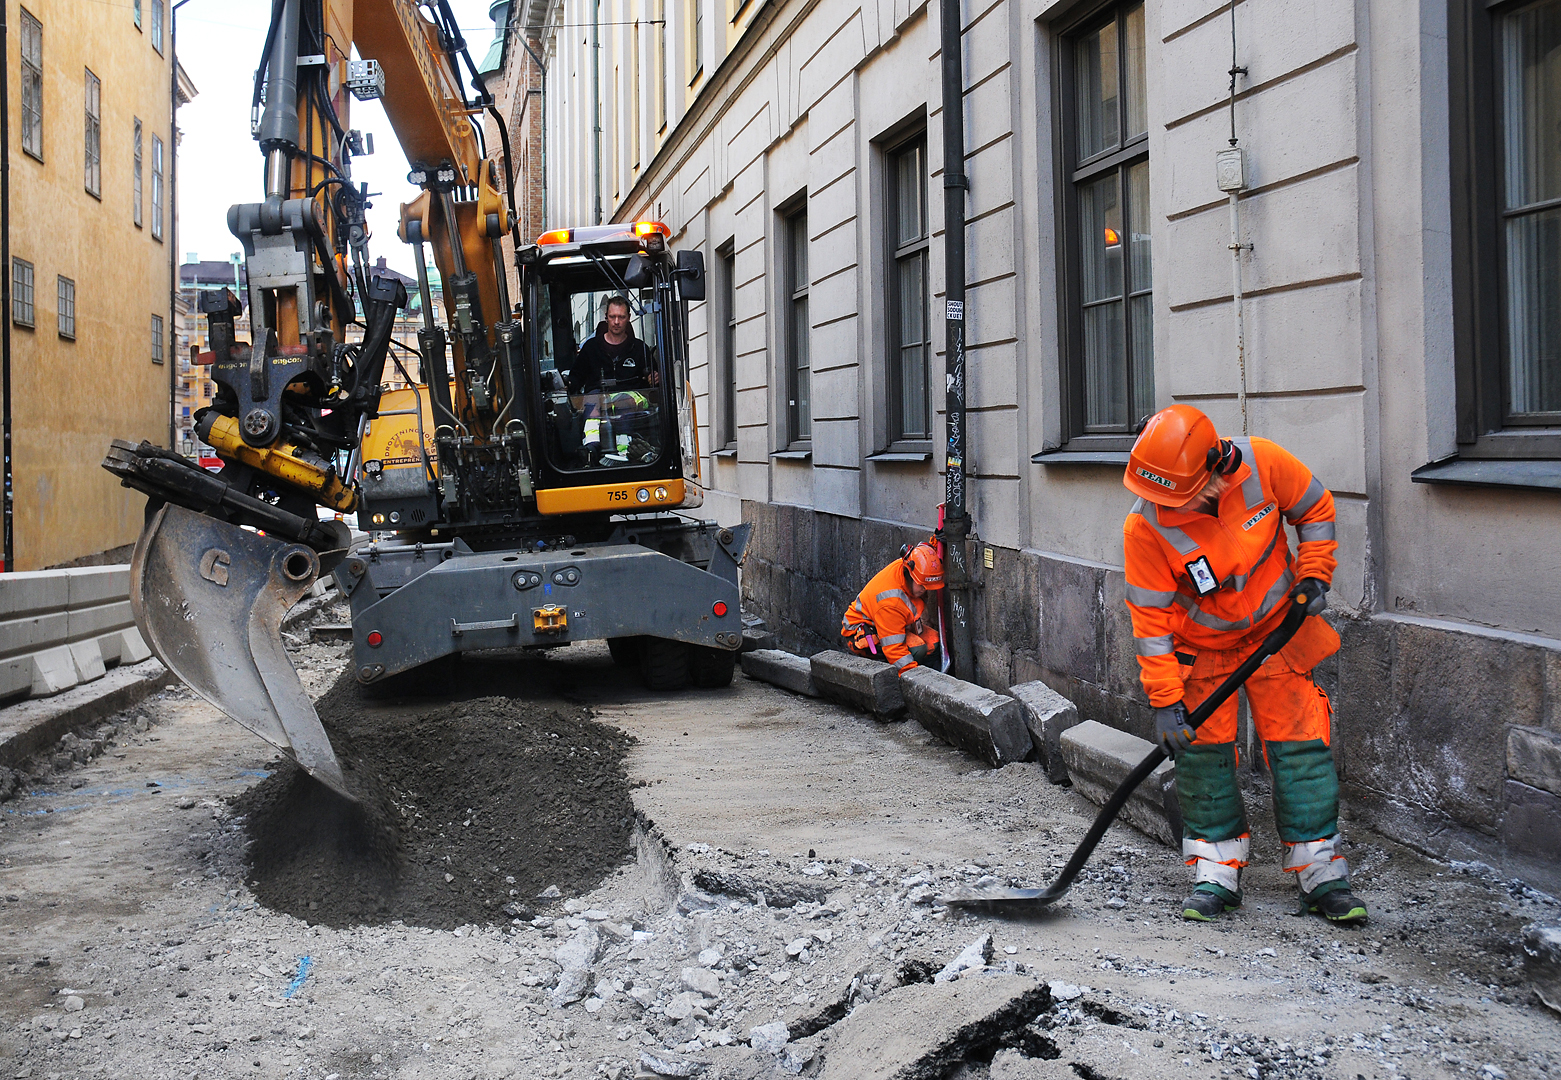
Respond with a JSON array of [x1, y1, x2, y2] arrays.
[[841, 542, 944, 674], [1122, 404, 1368, 925]]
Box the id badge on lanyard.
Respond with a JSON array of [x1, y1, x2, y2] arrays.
[[1185, 555, 1219, 597]]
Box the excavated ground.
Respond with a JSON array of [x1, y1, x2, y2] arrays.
[[0, 599, 1558, 1080], [233, 672, 637, 930]]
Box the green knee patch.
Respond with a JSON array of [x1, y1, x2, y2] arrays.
[[1176, 743, 1248, 842], [1268, 739, 1340, 841]]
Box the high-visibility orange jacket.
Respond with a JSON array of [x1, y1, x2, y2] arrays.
[[841, 560, 934, 673], [1124, 436, 1337, 707]]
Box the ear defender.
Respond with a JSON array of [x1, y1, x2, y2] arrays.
[[1204, 439, 1243, 476]]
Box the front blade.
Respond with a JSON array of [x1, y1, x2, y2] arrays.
[[131, 504, 353, 800]]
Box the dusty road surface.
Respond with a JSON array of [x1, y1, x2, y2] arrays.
[[2, 621, 1559, 1080]]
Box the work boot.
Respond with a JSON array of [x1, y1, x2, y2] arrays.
[[1181, 884, 1240, 922], [1308, 888, 1368, 923]]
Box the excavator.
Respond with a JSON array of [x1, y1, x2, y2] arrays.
[[103, 0, 748, 801]]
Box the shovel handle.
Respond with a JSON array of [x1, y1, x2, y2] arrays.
[[1018, 595, 1312, 907]]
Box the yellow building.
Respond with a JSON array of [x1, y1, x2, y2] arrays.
[[4, 0, 193, 569]]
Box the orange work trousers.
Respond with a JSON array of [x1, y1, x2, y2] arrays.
[[1180, 614, 1340, 747]]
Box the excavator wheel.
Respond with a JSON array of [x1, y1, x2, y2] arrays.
[[689, 645, 737, 688], [638, 637, 690, 692], [606, 636, 643, 667]]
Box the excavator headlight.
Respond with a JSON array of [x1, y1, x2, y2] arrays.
[[407, 168, 428, 186], [636, 488, 650, 503], [654, 486, 668, 501], [436, 167, 457, 184]]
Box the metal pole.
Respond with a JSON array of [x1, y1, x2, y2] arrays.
[[1, 0, 12, 572], [940, 0, 974, 680], [591, 0, 602, 225]]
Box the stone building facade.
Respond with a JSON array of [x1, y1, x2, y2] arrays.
[[495, 0, 1561, 886], [4, 0, 193, 569]]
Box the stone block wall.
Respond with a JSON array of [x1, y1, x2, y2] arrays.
[[743, 501, 1561, 892]]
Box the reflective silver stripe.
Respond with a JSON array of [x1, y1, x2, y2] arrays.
[[1228, 437, 1265, 509], [1254, 567, 1296, 624], [879, 633, 907, 646], [1136, 635, 1175, 657], [1283, 837, 1349, 893], [1183, 836, 1251, 867], [875, 588, 914, 608], [1174, 594, 1252, 633], [1297, 521, 1335, 543], [893, 655, 915, 670], [1135, 504, 1198, 555], [1126, 583, 1178, 607], [1284, 477, 1328, 521]]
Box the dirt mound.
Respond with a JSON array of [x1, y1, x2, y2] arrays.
[[231, 671, 637, 929]]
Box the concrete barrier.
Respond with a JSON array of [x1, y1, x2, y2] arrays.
[[738, 649, 818, 697], [809, 651, 904, 719], [1008, 680, 1081, 783], [1058, 720, 1182, 847], [900, 667, 1033, 767], [0, 566, 151, 702]]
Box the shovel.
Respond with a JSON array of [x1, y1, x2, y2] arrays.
[[941, 593, 1311, 910]]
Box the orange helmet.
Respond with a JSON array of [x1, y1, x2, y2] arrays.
[[904, 543, 945, 590], [1124, 405, 1221, 506]]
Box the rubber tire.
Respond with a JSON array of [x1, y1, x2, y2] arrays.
[[638, 637, 690, 691], [689, 645, 737, 688], [606, 636, 642, 667]]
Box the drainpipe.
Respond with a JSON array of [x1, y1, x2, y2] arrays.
[[171, 3, 191, 452], [1, 1, 12, 571], [591, 0, 602, 224], [939, 0, 974, 680]]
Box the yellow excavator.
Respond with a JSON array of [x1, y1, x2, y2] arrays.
[[104, 0, 747, 801]]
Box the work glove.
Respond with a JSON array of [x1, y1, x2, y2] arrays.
[[1290, 577, 1329, 616], [1154, 701, 1196, 757]]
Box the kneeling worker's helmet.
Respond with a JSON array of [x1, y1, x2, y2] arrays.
[[1124, 404, 1231, 507], [904, 543, 945, 590]]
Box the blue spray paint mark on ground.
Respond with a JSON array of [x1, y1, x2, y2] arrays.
[[283, 956, 313, 998]]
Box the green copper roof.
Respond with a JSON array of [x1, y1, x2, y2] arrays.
[[477, 0, 512, 77]]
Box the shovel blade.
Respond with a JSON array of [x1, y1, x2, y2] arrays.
[[131, 504, 353, 801]]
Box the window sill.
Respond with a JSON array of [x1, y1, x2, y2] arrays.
[[771, 448, 811, 461], [713, 447, 737, 460], [867, 451, 933, 463], [1032, 447, 1130, 466], [1411, 456, 1561, 492]]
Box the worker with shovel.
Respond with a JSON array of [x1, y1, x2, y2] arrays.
[[1122, 405, 1367, 925], [841, 542, 944, 673]]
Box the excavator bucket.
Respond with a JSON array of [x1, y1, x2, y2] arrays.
[[131, 503, 355, 802]]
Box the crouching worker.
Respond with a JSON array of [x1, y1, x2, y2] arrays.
[[840, 542, 944, 674], [1122, 405, 1367, 925]]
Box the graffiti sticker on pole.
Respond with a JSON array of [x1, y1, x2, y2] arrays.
[[945, 300, 964, 321]]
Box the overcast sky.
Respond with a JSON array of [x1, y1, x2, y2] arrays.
[[175, 1, 501, 282]]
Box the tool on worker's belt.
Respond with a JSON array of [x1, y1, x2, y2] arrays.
[[940, 592, 1311, 911]]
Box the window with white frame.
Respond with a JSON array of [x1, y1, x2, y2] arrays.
[[152, 134, 165, 240], [134, 119, 144, 227], [58, 277, 76, 340], [85, 69, 102, 198], [21, 9, 43, 161], [12, 260, 35, 328]]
